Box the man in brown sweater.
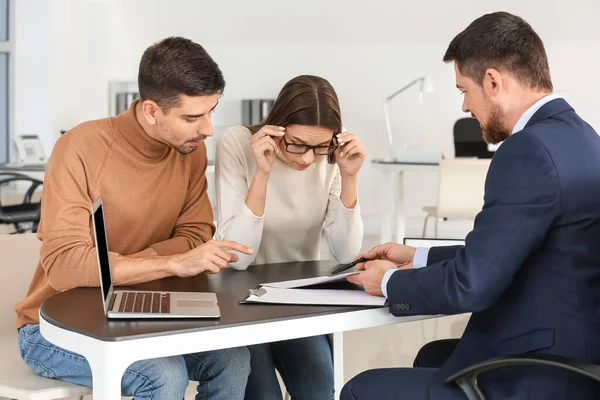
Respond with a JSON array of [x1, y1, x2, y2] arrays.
[[14, 37, 253, 399]]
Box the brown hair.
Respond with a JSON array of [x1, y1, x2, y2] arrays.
[[247, 75, 342, 164], [443, 12, 553, 92], [138, 37, 225, 112]]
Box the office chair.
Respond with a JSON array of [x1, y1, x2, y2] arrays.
[[453, 118, 494, 159], [422, 159, 490, 237], [445, 353, 600, 400], [0, 172, 43, 234], [0, 233, 91, 399]]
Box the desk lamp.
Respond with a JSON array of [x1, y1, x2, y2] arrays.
[[383, 76, 441, 163]]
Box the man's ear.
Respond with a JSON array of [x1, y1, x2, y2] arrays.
[[141, 100, 160, 125], [482, 68, 504, 99]]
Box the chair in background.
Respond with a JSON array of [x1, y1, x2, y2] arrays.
[[0, 233, 92, 399], [422, 159, 490, 237], [0, 173, 43, 234], [453, 118, 494, 159]]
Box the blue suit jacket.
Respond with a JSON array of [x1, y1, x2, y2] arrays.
[[387, 99, 600, 399]]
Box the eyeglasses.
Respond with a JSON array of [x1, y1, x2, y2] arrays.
[[282, 136, 338, 155]]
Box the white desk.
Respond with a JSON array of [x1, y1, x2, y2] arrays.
[[0, 163, 46, 182], [39, 262, 435, 399], [0, 163, 216, 216], [371, 159, 439, 244], [0, 162, 215, 183]]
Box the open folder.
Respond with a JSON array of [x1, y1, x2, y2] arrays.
[[241, 272, 387, 307]]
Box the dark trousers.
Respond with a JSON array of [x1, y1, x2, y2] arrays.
[[341, 339, 460, 400]]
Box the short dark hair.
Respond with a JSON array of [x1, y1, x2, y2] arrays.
[[138, 37, 225, 112], [443, 12, 553, 91], [247, 75, 342, 164]]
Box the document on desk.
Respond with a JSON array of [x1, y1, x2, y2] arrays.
[[260, 272, 356, 289], [242, 272, 386, 306], [244, 286, 386, 306]]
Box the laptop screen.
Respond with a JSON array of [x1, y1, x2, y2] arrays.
[[93, 199, 112, 302]]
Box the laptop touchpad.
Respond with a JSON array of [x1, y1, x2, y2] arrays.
[[177, 299, 213, 308]]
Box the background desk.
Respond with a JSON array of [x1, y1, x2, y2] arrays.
[[0, 163, 46, 182], [0, 161, 215, 181], [371, 159, 439, 243], [0, 162, 217, 221], [40, 260, 434, 399]]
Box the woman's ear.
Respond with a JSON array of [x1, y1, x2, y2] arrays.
[[329, 136, 338, 164]]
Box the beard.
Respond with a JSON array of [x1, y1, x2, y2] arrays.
[[479, 104, 511, 145], [175, 145, 197, 155], [157, 118, 207, 155], [174, 136, 207, 155]]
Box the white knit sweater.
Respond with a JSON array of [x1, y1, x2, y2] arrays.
[[215, 126, 363, 269]]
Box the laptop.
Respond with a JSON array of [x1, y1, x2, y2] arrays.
[[91, 196, 221, 319]]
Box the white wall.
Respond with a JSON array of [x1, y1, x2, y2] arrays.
[[14, 0, 600, 234]]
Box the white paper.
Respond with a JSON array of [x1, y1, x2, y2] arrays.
[[261, 272, 357, 289], [246, 286, 386, 307]]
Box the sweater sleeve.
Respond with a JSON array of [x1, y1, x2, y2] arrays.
[[37, 134, 119, 291], [322, 166, 364, 263], [150, 143, 215, 256], [214, 128, 264, 270]]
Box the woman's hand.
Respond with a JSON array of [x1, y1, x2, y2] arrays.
[[335, 132, 367, 178], [251, 125, 285, 175]]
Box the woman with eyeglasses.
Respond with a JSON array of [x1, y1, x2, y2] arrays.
[[214, 75, 366, 400]]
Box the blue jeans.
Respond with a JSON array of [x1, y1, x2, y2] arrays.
[[245, 335, 334, 400], [18, 324, 250, 399]]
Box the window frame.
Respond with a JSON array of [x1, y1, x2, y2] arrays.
[[0, 0, 15, 163]]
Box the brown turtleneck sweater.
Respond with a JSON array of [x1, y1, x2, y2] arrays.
[[14, 100, 215, 328]]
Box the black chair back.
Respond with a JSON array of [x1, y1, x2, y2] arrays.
[[453, 118, 494, 159], [0, 173, 43, 233]]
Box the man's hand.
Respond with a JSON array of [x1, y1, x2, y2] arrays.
[[356, 242, 417, 267], [347, 260, 402, 296], [171, 240, 253, 277]]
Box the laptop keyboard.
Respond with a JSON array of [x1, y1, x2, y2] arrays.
[[110, 292, 170, 314]]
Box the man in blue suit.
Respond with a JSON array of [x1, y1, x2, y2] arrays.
[[343, 11, 600, 400]]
